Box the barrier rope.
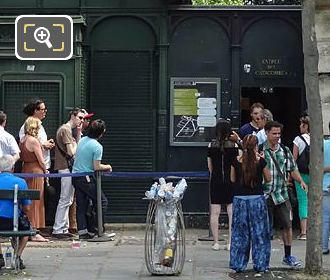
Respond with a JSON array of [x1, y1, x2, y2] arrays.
[[13, 171, 209, 179]]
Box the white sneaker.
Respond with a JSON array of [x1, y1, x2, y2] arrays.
[[105, 232, 116, 238], [212, 242, 221, 251]]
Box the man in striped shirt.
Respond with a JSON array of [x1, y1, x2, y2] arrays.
[[261, 121, 308, 267]]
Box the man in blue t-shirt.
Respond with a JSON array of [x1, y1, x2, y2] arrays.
[[323, 122, 330, 255], [72, 119, 112, 240], [0, 155, 31, 270], [239, 102, 264, 138]]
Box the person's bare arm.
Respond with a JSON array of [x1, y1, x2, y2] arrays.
[[230, 165, 236, 183], [207, 157, 212, 174], [291, 169, 308, 192], [93, 160, 112, 172], [293, 143, 299, 161], [31, 139, 47, 173], [66, 142, 77, 158], [43, 139, 55, 150], [262, 166, 271, 183], [75, 124, 82, 143]]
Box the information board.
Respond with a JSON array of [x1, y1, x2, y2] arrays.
[[170, 77, 221, 146]]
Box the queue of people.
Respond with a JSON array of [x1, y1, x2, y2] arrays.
[[0, 98, 111, 269], [0, 98, 329, 272]]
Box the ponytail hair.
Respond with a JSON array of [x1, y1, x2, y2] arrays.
[[242, 134, 258, 188]]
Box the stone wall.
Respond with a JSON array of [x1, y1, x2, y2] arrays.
[[316, 0, 330, 134]]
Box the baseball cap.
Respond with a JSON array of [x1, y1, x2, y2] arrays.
[[81, 109, 94, 119]]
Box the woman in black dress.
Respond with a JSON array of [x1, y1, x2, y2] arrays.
[[207, 119, 239, 251]]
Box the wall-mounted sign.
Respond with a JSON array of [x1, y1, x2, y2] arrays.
[[170, 77, 221, 146], [254, 57, 289, 78]]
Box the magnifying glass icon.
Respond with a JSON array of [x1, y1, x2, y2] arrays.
[[34, 27, 53, 49]]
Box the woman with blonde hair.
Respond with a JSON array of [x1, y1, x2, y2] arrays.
[[20, 116, 48, 242]]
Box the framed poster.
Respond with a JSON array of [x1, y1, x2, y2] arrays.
[[170, 77, 221, 146]]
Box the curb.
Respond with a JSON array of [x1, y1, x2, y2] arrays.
[[105, 223, 146, 231]]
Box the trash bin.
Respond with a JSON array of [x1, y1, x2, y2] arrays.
[[144, 178, 187, 275]]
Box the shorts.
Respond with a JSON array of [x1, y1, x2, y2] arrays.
[[267, 198, 292, 229], [0, 216, 31, 231]]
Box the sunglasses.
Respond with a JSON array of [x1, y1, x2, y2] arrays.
[[78, 116, 84, 120], [37, 107, 47, 112]]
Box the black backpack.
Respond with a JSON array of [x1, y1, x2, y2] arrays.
[[296, 135, 310, 174]]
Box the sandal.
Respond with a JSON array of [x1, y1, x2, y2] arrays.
[[30, 234, 49, 242], [298, 234, 306, 240]]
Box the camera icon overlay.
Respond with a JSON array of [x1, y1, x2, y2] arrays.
[[15, 15, 73, 60]]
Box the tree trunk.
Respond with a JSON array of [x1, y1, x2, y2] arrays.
[[302, 0, 323, 275]]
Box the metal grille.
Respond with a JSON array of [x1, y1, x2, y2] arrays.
[[3, 81, 60, 140], [91, 50, 156, 219], [91, 50, 155, 171], [244, 0, 301, 4]]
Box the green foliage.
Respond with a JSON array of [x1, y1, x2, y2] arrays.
[[192, 0, 244, 5]]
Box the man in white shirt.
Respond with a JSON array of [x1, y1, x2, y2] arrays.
[[0, 111, 20, 162], [256, 109, 274, 145]]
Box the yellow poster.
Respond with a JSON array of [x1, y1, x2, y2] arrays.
[[173, 88, 198, 116]]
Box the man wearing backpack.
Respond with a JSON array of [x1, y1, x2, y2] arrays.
[[261, 121, 308, 267], [292, 115, 310, 241]]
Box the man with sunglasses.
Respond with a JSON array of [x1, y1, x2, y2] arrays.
[[52, 108, 85, 239], [72, 109, 94, 140]]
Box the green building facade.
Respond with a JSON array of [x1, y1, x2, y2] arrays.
[[0, 0, 304, 222]]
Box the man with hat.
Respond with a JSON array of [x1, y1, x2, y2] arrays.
[[81, 109, 94, 131]]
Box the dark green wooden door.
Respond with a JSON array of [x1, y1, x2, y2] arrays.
[[91, 50, 156, 221], [89, 16, 157, 221]]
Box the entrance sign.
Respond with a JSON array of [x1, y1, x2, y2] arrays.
[[254, 57, 289, 78], [170, 77, 221, 146]]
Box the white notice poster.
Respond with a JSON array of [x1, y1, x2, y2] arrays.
[[197, 98, 217, 109], [197, 116, 216, 127], [197, 108, 216, 116]]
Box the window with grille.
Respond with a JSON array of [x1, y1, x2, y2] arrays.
[[2, 81, 60, 140]]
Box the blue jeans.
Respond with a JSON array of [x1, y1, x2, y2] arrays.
[[322, 193, 330, 252], [230, 195, 271, 272]]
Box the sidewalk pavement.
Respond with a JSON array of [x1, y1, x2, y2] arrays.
[[0, 227, 329, 280]]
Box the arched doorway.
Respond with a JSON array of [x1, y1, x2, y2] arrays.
[[89, 16, 157, 221]]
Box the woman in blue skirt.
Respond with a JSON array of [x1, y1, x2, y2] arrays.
[[229, 134, 271, 272]]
